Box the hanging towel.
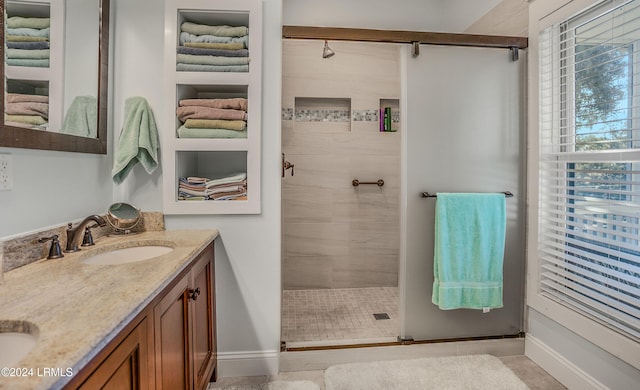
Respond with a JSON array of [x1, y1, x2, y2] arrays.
[[432, 193, 506, 310], [112, 97, 160, 184], [61, 96, 97, 138]]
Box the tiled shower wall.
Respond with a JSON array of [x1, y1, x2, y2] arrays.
[[282, 40, 400, 289]]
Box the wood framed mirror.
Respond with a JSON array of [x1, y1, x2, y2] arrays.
[[0, 0, 109, 154]]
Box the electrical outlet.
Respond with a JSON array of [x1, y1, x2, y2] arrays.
[[0, 154, 13, 191]]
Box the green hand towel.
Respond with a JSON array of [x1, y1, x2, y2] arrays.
[[112, 97, 160, 184], [432, 193, 506, 310]]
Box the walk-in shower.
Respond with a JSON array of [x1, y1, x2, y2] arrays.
[[281, 39, 402, 348]]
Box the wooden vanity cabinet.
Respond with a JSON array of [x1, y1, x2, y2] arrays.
[[190, 251, 217, 389], [77, 317, 150, 390], [154, 273, 191, 389], [154, 247, 216, 389], [66, 242, 216, 390]]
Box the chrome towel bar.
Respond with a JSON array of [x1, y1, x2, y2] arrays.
[[421, 191, 513, 198]]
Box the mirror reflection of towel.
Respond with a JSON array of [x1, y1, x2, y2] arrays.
[[61, 96, 97, 138]]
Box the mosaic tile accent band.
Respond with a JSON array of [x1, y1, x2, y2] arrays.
[[295, 109, 351, 122], [282, 108, 399, 123], [282, 108, 294, 121]]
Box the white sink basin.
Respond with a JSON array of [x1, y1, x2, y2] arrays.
[[81, 245, 174, 265], [0, 322, 38, 367]]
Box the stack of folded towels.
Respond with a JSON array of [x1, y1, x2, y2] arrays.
[[4, 93, 49, 128], [176, 97, 248, 138], [177, 21, 249, 72], [6, 16, 50, 67], [178, 172, 247, 201]]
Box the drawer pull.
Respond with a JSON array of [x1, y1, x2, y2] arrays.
[[188, 287, 201, 301]]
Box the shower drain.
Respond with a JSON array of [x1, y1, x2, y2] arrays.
[[373, 313, 390, 320]]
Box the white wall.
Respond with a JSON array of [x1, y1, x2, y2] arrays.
[[112, 0, 283, 377], [0, 148, 112, 238], [526, 0, 640, 387], [283, 0, 501, 32]]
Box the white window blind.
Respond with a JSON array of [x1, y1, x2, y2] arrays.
[[539, 0, 640, 340]]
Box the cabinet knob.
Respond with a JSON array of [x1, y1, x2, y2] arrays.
[[188, 287, 201, 301]]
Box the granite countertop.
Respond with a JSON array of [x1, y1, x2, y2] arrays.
[[0, 229, 219, 390]]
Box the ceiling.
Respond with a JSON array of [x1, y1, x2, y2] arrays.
[[283, 0, 508, 33]]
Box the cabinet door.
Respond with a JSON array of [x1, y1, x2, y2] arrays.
[[154, 276, 190, 390], [190, 246, 216, 390], [78, 318, 149, 390]]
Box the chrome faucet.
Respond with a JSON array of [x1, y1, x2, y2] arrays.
[[65, 215, 107, 253]]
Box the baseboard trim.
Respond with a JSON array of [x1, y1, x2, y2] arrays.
[[216, 350, 279, 378], [525, 334, 608, 390]]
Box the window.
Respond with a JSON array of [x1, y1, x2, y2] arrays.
[[538, 0, 640, 340]]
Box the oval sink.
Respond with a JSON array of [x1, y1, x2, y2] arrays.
[[81, 245, 174, 265], [0, 321, 38, 367]]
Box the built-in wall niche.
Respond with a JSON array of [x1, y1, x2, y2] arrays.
[[294, 97, 351, 132], [5, 78, 49, 131], [379, 98, 399, 132], [6, 0, 50, 67], [175, 9, 250, 73], [7, 78, 49, 95], [175, 84, 249, 139], [164, 0, 261, 215], [173, 150, 253, 212]]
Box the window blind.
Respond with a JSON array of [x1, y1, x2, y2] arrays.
[[539, 0, 640, 340]]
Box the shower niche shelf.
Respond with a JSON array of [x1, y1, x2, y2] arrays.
[[294, 97, 351, 133], [379, 98, 400, 132], [162, 0, 262, 215]]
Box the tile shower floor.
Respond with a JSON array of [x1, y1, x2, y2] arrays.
[[282, 287, 399, 347]]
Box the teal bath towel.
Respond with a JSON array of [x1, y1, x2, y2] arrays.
[[432, 193, 506, 310], [112, 97, 160, 184]]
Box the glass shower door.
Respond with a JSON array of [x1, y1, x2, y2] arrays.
[[400, 44, 526, 340]]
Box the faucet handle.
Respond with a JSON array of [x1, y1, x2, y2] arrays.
[[81, 225, 97, 247], [38, 235, 64, 259]]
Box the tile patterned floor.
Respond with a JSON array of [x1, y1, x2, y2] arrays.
[[282, 287, 399, 346]]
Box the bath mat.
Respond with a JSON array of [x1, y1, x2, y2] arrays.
[[210, 380, 320, 390], [324, 354, 529, 390]]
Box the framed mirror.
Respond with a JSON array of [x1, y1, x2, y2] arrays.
[[0, 0, 109, 154]]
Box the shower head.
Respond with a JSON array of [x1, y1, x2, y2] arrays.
[[322, 40, 335, 58]]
